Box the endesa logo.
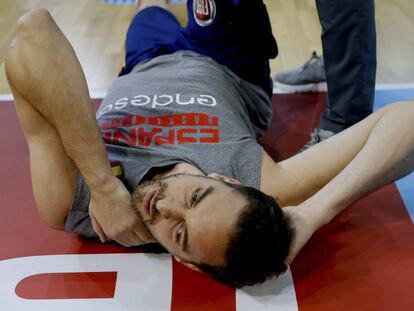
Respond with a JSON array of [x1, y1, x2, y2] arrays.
[[193, 0, 216, 27]]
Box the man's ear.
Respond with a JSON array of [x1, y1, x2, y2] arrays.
[[174, 256, 201, 272], [208, 172, 242, 186]]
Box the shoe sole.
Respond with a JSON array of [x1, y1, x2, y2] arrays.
[[273, 81, 327, 94]]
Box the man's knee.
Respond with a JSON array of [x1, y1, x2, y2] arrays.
[[139, 0, 169, 11]]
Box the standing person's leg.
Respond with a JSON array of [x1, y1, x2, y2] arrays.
[[316, 0, 376, 134]]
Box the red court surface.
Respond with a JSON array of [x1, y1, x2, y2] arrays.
[[1, 94, 413, 310]]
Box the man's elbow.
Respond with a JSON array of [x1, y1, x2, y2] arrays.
[[382, 100, 414, 114], [5, 9, 55, 91], [10, 8, 55, 57], [376, 100, 414, 127], [15, 8, 54, 36]]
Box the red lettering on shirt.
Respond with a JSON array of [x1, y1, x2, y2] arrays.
[[100, 113, 220, 147]]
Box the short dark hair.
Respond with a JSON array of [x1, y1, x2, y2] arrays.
[[196, 185, 294, 288]]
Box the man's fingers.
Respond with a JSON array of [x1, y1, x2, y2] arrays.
[[134, 227, 155, 243], [284, 251, 296, 265], [120, 233, 142, 247], [115, 239, 134, 247], [91, 216, 107, 243], [132, 218, 155, 242], [114, 230, 153, 247], [115, 234, 142, 247], [108, 228, 145, 247]]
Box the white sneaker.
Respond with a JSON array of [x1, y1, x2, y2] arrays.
[[274, 51, 327, 93], [299, 127, 335, 153]]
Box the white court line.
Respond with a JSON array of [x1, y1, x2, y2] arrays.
[[1, 83, 414, 102], [272, 83, 414, 94], [0, 92, 107, 102], [236, 267, 298, 311], [375, 83, 414, 90], [89, 91, 108, 99], [0, 94, 13, 101]]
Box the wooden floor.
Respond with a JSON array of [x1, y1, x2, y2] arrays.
[[1, 0, 414, 94]]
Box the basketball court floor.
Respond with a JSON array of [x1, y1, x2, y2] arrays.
[[1, 88, 413, 310], [1, 0, 414, 310]]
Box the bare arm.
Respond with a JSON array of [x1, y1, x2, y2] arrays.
[[5, 9, 153, 245], [268, 102, 414, 262], [297, 102, 414, 223], [261, 102, 414, 207], [6, 9, 110, 189]]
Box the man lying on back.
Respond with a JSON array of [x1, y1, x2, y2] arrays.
[[5, 1, 414, 287]]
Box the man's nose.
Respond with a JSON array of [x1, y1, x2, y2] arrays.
[[155, 198, 184, 219]]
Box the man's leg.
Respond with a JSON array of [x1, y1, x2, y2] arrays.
[[119, 0, 188, 76], [121, 0, 278, 96], [183, 0, 278, 96], [316, 0, 377, 133], [139, 0, 169, 11]]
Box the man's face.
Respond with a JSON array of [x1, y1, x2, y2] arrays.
[[131, 174, 246, 267]]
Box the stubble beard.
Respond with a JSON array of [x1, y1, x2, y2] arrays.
[[131, 178, 167, 226]]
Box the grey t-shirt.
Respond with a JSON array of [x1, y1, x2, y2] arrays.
[[65, 51, 272, 238]]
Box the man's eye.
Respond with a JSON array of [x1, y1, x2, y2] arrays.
[[191, 192, 198, 205], [176, 226, 184, 243]]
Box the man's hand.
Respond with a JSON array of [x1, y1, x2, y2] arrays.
[[283, 205, 321, 264], [89, 176, 155, 247]]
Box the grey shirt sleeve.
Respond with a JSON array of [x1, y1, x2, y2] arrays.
[[64, 174, 98, 239]]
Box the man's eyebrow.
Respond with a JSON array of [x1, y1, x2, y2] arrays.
[[181, 186, 215, 252], [194, 185, 214, 208]]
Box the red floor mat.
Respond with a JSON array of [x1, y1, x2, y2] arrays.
[[1, 94, 413, 310]]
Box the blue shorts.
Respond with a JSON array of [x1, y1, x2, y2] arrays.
[[119, 0, 277, 97]]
